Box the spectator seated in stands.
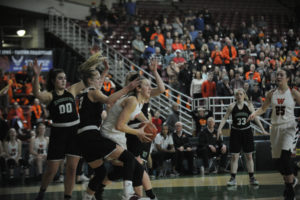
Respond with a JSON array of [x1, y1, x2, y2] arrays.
[[100, 20, 113, 38], [249, 83, 263, 108], [142, 40, 156, 61], [29, 123, 48, 180], [190, 71, 204, 99], [151, 124, 177, 177], [189, 25, 198, 43], [192, 107, 213, 136], [245, 64, 261, 85], [178, 62, 193, 97], [166, 60, 180, 91], [211, 45, 223, 67], [30, 98, 47, 129], [4, 128, 29, 180], [217, 76, 233, 104], [149, 47, 164, 75], [132, 32, 145, 65], [152, 110, 163, 134], [222, 37, 237, 72], [201, 72, 216, 98], [172, 122, 194, 175], [172, 37, 184, 52], [87, 15, 103, 39], [230, 70, 244, 90], [7, 102, 27, 130], [101, 76, 115, 96], [196, 117, 227, 174], [165, 103, 179, 133], [151, 27, 165, 49]]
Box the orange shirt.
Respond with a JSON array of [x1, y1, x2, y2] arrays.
[[183, 43, 195, 51], [211, 50, 223, 65], [31, 105, 42, 120], [172, 43, 184, 51], [222, 45, 237, 64], [245, 71, 261, 83], [150, 33, 165, 49]]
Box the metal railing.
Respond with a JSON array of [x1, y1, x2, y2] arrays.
[[193, 96, 272, 133]]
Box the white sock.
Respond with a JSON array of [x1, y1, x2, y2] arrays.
[[83, 192, 93, 200], [123, 180, 134, 196]]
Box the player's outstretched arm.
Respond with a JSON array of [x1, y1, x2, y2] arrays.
[[248, 90, 273, 121], [32, 59, 52, 104], [292, 88, 300, 105], [149, 58, 165, 97]]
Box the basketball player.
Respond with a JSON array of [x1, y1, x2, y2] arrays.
[[77, 66, 151, 200], [125, 59, 164, 200], [32, 54, 101, 200], [95, 59, 164, 200], [249, 69, 300, 200], [218, 88, 268, 187]]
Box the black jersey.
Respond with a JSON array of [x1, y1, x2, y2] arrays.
[[231, 102, 251, 130], [78, 88, 103, 132], [47, 90, 79, 126]]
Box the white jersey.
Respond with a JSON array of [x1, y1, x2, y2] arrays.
[[271, 89, 295, 125], [7, 141, 18, 160], [101, 96, 143, 149], [33, 137, 48, 156], [152, 133, 174, 152]]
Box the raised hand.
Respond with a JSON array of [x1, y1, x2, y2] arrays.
[[127, 78, 140, 91], [149, 58, 158, 72], [33, 58, 42, 76], [102, 58, 109, 71]]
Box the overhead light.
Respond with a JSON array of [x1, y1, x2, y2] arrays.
[[17, 29, 26, 37]]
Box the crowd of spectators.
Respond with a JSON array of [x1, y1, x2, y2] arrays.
[[86, 1, 300, 106], [1, 0, 300, 183], [82, 0, 300, 177]]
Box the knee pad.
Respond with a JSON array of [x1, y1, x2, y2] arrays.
[[278, 150, 293, 175], [88, 165, 107, 192], [118, 150, 135, 166], [118, 150, 136, 181], [107, 166, 123, 181], [132, 160, 144, 187]]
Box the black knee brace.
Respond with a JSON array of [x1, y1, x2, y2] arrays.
[[107, 166, 123, 181], [132, 160, 144, 187], [277, 150, 293, 175], [118, 150, 136, 181], [88, 165, 107, 192]]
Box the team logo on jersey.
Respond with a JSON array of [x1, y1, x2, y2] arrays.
[[277, 98, 285, 104]]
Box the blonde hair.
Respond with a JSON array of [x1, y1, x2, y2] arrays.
[[234, 88, 249, 102], [78, 52, 106, 72]]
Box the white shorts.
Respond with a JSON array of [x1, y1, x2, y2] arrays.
[[101, 131, 127, 150], [270, 121, 298, 158]]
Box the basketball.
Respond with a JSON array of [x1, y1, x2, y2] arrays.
[[139, 122, 158, 141]]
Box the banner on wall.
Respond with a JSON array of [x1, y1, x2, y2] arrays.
[[0, 49, 53, 72]]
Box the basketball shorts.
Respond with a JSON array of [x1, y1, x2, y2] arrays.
[[78, 130, 117, 163], [101, 131, 127, 150], [126, 133, 151, 161], [229, 127, 254, 154], [270, 121, 298, 159], [47, 125, 80, 160]]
